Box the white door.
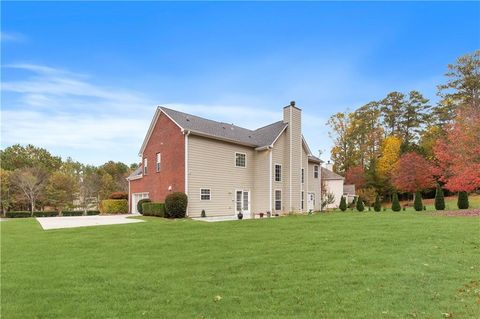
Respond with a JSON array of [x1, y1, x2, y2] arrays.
[[307, 193, 315, 211], [132, 193, 149, 214], [235, 190, 250, 218]]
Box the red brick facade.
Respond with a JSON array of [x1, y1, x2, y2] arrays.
[[129, 112, 185, 211]]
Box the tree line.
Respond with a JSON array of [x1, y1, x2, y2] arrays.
[[327, 50, 479, 204], [0, 144, 138, 213]]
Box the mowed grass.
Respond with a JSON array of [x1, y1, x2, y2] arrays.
[[2, 213, 479, 318]]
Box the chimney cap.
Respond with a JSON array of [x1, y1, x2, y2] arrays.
[[290, 101, 295, 106]]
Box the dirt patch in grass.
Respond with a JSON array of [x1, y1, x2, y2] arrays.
[[433, 209, 480, 217]]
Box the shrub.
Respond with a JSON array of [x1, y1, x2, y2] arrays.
[[109, 192, 128, 200], [137, 198, 151, 214], [201, 209, 206, 217], [391, 192, 401, 212], [86, 210, 100, 215], [339, 196, 347, 211], [100, 199, 128, 214], [33, 211, 59, 217], [62, 211, 84, 216], [356, 198, 365, 212], [373, 195, 381, 212], [142, 202, 165, 217], [414, 191, 423, 212], [165, 192, 188, 218], [434, 184, 445, 210], [6, 211, 31, 218], [457, 191, 469, 209]]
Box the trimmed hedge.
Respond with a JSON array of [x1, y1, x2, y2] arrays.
[[142, 202, 165, 217], [458, 191, 469, 209], [109, 192, 128, 200], [356, 198, 365, 212], [62, 211, 84, 216], [100, 199, 128, 214], [165, 192, 188, 218], [339, 196, 347, 211], [374, 195, 381, 212], [6, 211, 31, 218], [137, 198, 151, 214], [391, 192, 401, 212], [33, 211, 59, 217], [86, 210, 100, 215], [434, 184, 445, 210], [414, 191, 423, 212]]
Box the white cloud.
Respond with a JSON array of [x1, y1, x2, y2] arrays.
[[0, 31, 27, 43]]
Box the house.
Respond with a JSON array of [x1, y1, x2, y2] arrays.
[[128, 101, 331, 218], [343, 184, 357, 204], [321, 162, 345, 209]]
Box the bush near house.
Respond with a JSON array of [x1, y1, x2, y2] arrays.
[[339, 196, 347, 211], [62, 211, 84, 216], [356, 198, 365, 212], [33, 211, 59, 217], [109, 192, 128, 200], [434, 184, 445, 210], [374, 195, 382, 212], [142, 202, 166, 217], [5, 211, 31, 218], [392, 192, 401, 212], [100, 199, 128, 214], [137, 198, 151, 214], [457, 191, 469, 209], [165, 192, 188, 218], [86, 210, 100, 216], [414, 191, 423, 211]]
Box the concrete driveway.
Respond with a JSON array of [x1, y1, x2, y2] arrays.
[[36, 214, 144, 230]]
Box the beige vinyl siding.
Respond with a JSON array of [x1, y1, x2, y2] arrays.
[[187, 135, 254, 217], [272, 131, 288, 212], [252, 149, 270, 213], [301, 145, 309, 211], [283, 106, 302, 212], [308, 162, 321, 211]]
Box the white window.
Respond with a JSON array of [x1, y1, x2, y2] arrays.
[[235, 152, 246, 167], [156, 153, 161, 172], [314, 165, 319, 178], [301, 168, 305, 184], [143, 158, 148, 175], [301, 191, 304, 210], [275, 164, 282, 182], [200, 188, 211, 200], [275, 190, 282, 211]]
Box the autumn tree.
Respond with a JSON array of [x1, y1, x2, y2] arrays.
[[344, 165, 366, 189], [10, 167, 48, 213], [376, 136, 402, 190], [327, 112, 359, 174], [391, 152, 435, 193], [45, 171, 79, 210]]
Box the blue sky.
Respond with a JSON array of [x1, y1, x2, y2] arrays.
[[1, 2, 479, 165]]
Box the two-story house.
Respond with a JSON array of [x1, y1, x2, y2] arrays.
[[128, 101, 328, 218]]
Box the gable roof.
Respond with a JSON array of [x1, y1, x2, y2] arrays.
[[308, 155, 322, 164], [127, 166, 142, 180], [321, 167, 344, 180]]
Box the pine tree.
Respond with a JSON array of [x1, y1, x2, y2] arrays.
[[414, 191, 423, 211], [434, 184, 445, 210], [339, 196, 347, 211], [457, 191, 469, 209], [374, 195, 381, 212], [356, 198, 365, 212], [392, 192, 401, 212]]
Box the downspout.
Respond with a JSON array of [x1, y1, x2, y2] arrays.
[[269, 147, 273, 214], [128, 178, 131, 213], [184, 130, 190, 216]]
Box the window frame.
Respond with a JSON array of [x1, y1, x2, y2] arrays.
[[274, 164, 282, 182], [301, 191, 304, 210], [156, 153, 161, 173], [275, 190, 282, 211], [143, 158, 148, 175], [235, 152, 247, 168], [200, 188, 211, 201], [301, 168, 305, 184], [314, 165, 319, 178]]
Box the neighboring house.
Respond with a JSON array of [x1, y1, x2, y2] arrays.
[[343, 184, 357, 204], [321, 162, 345, 209], [127, 101, 325, 218]]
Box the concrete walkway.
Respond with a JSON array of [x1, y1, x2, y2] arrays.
[[36, 214, 144, 230]]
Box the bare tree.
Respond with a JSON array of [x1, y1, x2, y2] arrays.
[[10, 167, 48, 213]]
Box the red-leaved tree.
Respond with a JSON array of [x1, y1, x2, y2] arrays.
[[345, 165, 366, 189], [434, 107, 480, 192], [392, 152, 435, 193]]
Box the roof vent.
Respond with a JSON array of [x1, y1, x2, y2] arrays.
[[186, 117, 190, 122]]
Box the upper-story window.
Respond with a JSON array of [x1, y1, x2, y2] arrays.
[[143, 158, 148, 175], [275, 164, 282, 182], [301, 168, 305, 184], [235, 152, 246, 167], [314, 165, 319, 178], [156, 153, 161, 172], [200, 188, 211, 200]]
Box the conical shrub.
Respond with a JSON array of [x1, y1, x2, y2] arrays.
[[356, 198, 365, 212], [392, 192, 401, 212], [374, 195, 381, 212], [457, 191, 469, 209], [414, 191, 423, 211], [339, 196, 347, 211], [434, 184, 445, 210]]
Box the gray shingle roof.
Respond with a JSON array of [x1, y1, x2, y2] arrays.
[[321, 167, 344, 180], [161, 107, 288, 148], [127, 166, 142, 179], [308, 155, 322, 163], [343, 184, 356, 195]]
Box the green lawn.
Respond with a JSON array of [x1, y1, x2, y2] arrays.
[[2, 213, 479, 318]]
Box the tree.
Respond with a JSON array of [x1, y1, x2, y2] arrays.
[[0, 144, 61, 172], [345, 165, 366, 190], [321, 192, 336, 210], [45, 171, 78, 211], [457, 191, 469, 209], [434, 184, 445, 211], [400, 91, 431, 147], [374, 195, 381, 212], [437, 50, 480, 111], [379, 91, 405, 135], [356, 187, 377, 207], [414, 191, 423, 212], [377, 136, 402, 189], [10, 167, 48, 213], [391, 192, 401, 212], [339, 196, 347, 211], [327, 112, 359, 174], [356, 198, 365, 212], [0, 169, 12, 213], [392, 152, 435, 193]]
